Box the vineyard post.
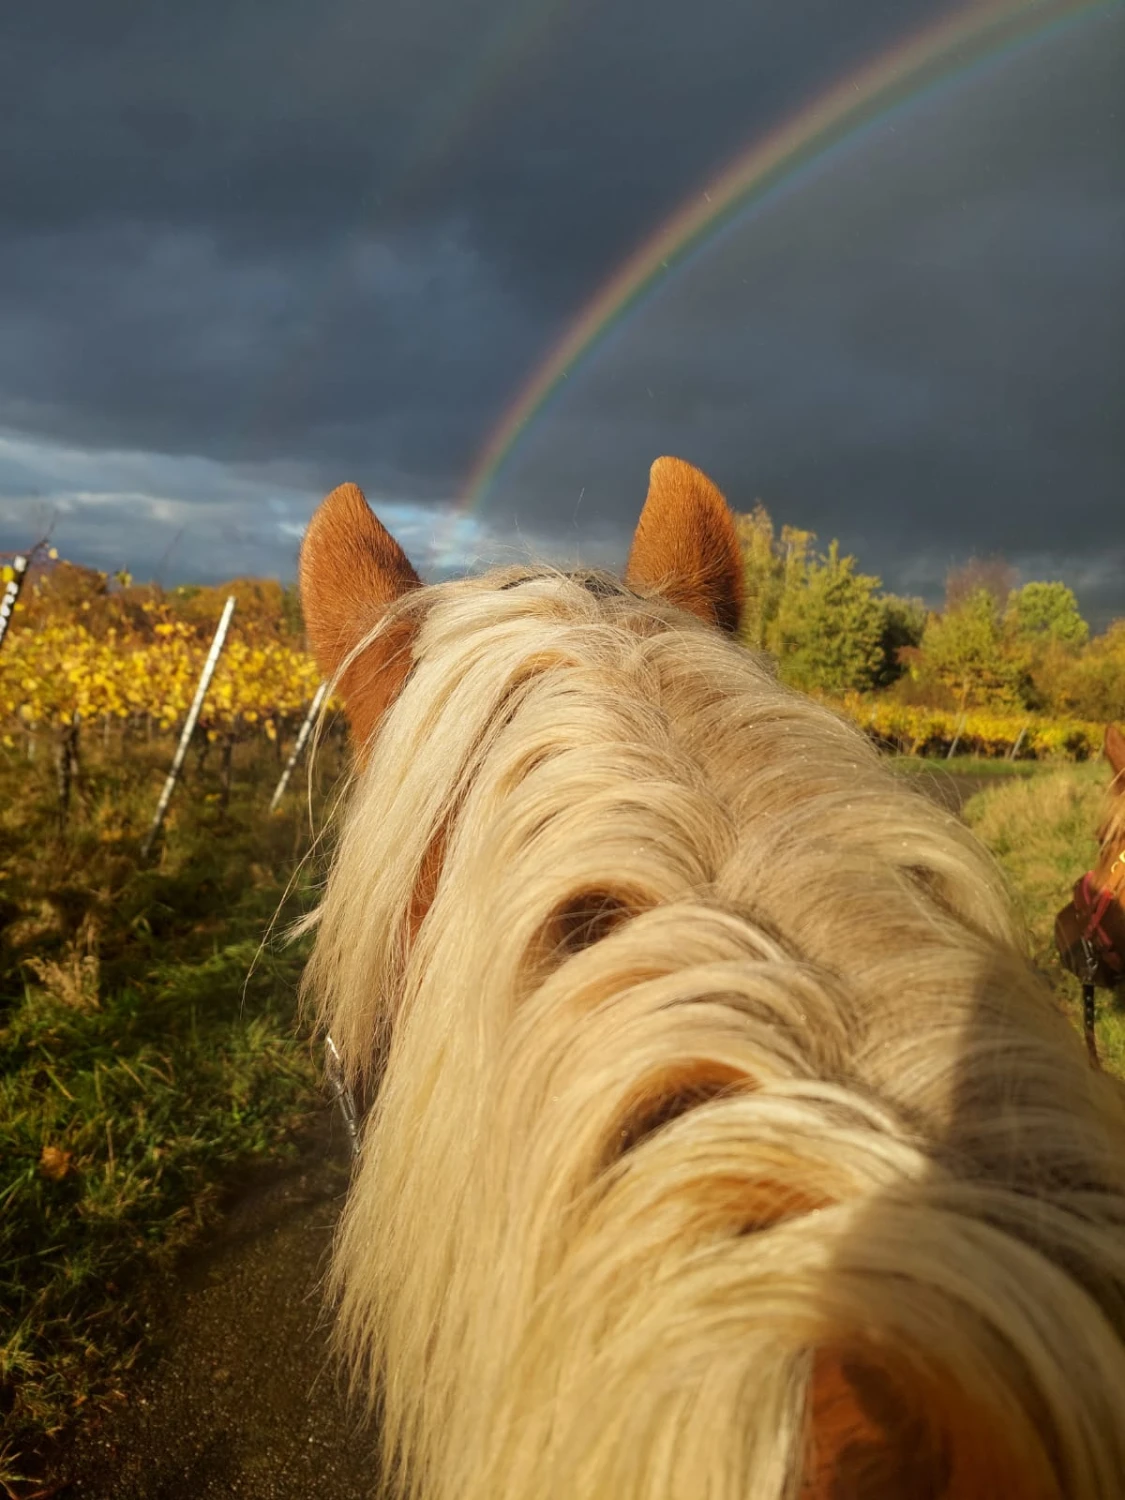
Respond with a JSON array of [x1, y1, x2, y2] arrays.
[[218, 729, 235, 810], [946, 713, 966, 761], [0, 553, 29, 655], [56, 711, 81, 830], [269, 679, 328, 813], [141, 595, 236, 859]]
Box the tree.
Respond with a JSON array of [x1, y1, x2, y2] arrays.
[[1006, 581, 1089, 650], [733, 506, 818, 654], [734, 505, 784, 652], [771, 540, 888, 695], [1037, 620, 1125, 722], [733, 502, 918, 695], [873, 594, 926, 690], [919, 586, 1028, 711]]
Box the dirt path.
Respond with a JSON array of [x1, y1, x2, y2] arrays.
[[897, 767, 1000, 817], [39, 1107, 377, 1500]]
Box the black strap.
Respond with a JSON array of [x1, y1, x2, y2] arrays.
[[1082, 983, 1100, 1070]]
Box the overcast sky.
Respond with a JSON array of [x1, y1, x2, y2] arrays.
[[1, 0, 1121, 624]]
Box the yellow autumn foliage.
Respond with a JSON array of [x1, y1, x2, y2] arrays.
[[832, 694, 1104, 760], [0, 587, 331, 744]]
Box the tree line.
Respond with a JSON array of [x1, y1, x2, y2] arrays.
[[5, 516, 1123, 731], [733, 506, 1124, 722]]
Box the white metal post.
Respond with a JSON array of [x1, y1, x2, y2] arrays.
[[141, 595, 236, 858], [269, 679, 329, 813]]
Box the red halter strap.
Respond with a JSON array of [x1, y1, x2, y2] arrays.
[[1074, 851, 1125, 979]]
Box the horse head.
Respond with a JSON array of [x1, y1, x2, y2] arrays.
[[1055, 724, 1125, 991], [297, 461, 1125, 1500]]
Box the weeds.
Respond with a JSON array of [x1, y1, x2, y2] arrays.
[[0, 734, 339, 1478]]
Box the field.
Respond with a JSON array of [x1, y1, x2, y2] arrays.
[[0, 679, 1122, 1489]]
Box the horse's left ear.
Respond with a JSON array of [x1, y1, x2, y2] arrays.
[[1105, 724, 1125, 786], [299, 482, 422, 753], [624, 456, 744, 634]]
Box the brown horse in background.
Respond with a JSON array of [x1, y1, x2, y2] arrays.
[[298, 459, 1125, 1500], [1055, 724, 1125, 1066]]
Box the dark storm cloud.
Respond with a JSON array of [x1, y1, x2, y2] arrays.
[[0, 0, 943, 481], [0, 219, 523, 489], [0, 0, 1121, 626], [477, 9, 1125, 626]]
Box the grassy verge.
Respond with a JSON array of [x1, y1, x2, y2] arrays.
[[0, 730, 346, 1487], [888, 753, 1043, 780]]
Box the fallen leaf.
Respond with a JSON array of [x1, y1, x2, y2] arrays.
[[40, 1144, 74, 1181]]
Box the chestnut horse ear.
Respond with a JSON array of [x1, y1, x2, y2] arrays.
[[1105, 724, 1125, 787], [624, 456, 744, 634], [299, 482, 422, 752]]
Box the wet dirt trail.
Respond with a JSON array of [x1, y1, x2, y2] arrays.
[[38, 1108, 376, 1500], [34, 771, 991, 1500]]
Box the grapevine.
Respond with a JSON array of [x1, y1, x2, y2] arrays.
[[0, 562, 335, 747], [832, 693, 1105, 762], [0, 554, 1108, 761]]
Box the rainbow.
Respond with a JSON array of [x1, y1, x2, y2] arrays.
[[460, 0, 1116, 514]]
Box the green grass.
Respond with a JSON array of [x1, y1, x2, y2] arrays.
[[889, 753, 1044, 780], [0, 728, 347, 1485], [960, 761, 1125, 1079]]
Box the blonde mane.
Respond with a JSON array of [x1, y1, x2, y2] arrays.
[[300, 469, 1125, 1500]]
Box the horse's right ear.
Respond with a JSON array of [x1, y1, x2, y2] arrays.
[[299, 482, 422, 753], [1106, 724, 1125, 787], [624, 457, 744, 634]]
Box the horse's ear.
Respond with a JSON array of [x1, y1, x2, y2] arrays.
[[299, 482, 422, 753], [1105, 724, 1125, 786], [624, 456, 744, 634]]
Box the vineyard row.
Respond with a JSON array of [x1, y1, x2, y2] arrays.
[[0, 618, 335, 745], [1, 617, 1109, 764]]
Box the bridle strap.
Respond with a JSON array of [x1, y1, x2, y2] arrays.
[[325, 1033, 361, 1157], [1082, 982, 1100, 1070]]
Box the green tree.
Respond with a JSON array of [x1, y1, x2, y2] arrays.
[[771, 540, 887, 695], [873, 594, 926, 690], [734, 505, 784, 651], [1006, 580, 1089, 650], [1037, 620, 1125, 722], [919, 586, 1028, 710]]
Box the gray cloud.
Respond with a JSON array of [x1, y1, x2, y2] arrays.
[[0, 0, 946, 472], [0, 0, 1121, 630], [476, 9, 1125, 626], [0, 219, 527, 487], [0, 430, 519, 585]]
